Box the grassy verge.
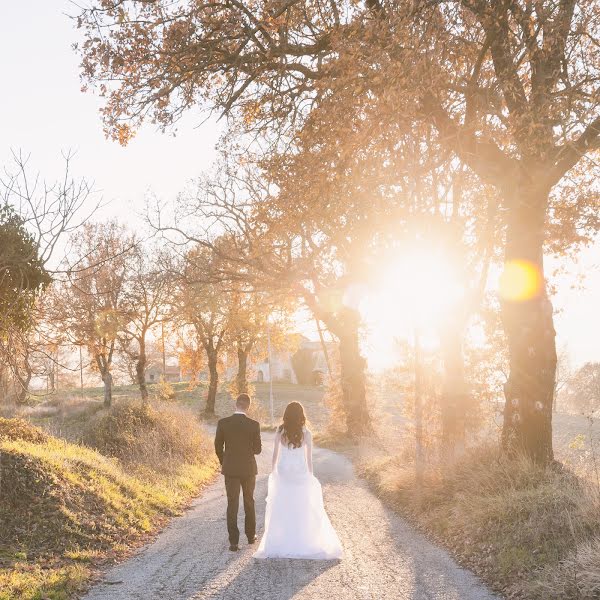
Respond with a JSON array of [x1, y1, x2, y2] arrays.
[[0, 404, 218, 600], [19, 380, 327, 433], [357, 443, 600, 599]]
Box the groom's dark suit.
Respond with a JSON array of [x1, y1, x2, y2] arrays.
[[214, 413, 262, 546]]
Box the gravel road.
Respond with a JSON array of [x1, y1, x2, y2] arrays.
[[83, 432, 497, 600]]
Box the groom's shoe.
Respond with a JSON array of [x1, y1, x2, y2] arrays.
[[229, 544, 239, 552], [247, 537, 257, 544]]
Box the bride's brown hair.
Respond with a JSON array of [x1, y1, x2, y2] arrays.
[[279, 401, 306, 449]]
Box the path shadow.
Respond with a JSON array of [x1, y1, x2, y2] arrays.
[[185, 554, 340, 600], [379, 497, 498, 600]]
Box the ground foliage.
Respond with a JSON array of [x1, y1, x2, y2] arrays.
[[0, 408, 216, 600], [360, 444, 600, 599]]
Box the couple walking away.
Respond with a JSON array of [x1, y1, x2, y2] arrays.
[[214, 393, 343, 559]]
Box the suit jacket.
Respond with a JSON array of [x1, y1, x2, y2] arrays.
[[214, 413, 262, 479]]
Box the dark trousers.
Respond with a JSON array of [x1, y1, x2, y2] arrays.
[[224, 475, 256, 545]]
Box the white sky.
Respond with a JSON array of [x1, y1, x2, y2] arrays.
[[0, 1, 222, 221], [1, 2, 598, 371]]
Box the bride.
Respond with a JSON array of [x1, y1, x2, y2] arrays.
[[254, 401, 343, 560]]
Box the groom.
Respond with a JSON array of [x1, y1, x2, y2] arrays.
[[214, 393, 262, 551]]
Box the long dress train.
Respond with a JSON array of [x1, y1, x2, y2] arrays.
[[254, 429, 343, 560]]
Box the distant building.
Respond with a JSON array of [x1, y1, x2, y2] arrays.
[[145, 362, 181, 384], [255, 337, 334, 385], [256, 350, 297, 384]]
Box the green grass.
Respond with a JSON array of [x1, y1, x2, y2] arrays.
[[0, 412, 217, 600], [0, 562, 89, 600]]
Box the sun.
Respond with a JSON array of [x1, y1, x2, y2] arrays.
[[360, 247, 464, 370]]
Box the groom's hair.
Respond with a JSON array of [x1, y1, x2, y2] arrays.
[[236, 393, 251, 411]]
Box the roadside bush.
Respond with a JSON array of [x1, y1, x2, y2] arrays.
[[0, 417, 49, 444], [359, 443, 600, 598], [79, 402, 210, 471], [0, 416, 216, 600], [156, 376, 176, 402]]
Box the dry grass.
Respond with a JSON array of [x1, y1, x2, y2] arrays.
[[78, 402, 211, 472], [358, 443, 600, 599], [0, 408, 217, 600]]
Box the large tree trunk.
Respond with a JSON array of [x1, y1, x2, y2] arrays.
[[501, 184, 556, 464], [236, 346, 249, 395], [337, 308, 371, 437], [102, 371, 113, 407], [205, 350, 218, 414], [439, 319, 467, 452], [136, 338, 148, 406]]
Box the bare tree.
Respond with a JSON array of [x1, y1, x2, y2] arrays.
[[176, 246, 231, 415], [52, 221, 135, 407], [0, 151, 99, 403], [119, 245, 175, 405]]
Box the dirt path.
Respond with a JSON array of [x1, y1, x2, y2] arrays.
[[83, 432, 498, 600]]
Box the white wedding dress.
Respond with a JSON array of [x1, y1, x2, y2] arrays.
[[254, 428, 343, 560]]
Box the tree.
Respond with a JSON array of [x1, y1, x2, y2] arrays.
[[78, 1, 600, 461], [54, 221, 135, 407], [0, 203, 51, 382], [119, 245, 174, 405], [1, 151, 97, 403], [0, 203, 50, 327], [553, 345, 573, 412], [177, 246, 231, 415], [0, 205, 51, 404], [226, 289, 281, 396], [564, 362, 600, 414]]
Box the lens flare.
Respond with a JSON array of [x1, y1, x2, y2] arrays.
[[499, 260, 543, 302]]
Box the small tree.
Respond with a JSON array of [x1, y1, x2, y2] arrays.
[[54, 221, 134, 407], [119, 245, 174, 405], [226, 287, 292, 396], [0, 204, 51, 403], [564, 363, 600, 414], [177, 246, 231, 415]]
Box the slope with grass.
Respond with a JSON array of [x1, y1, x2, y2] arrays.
[[359, 445, 600, 599], [0, 404, 217, 600]]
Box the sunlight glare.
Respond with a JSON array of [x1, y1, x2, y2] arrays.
[[361, 248, 465, 371], [375, 252, 464, 325]]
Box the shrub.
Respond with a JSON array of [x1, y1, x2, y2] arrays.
[[79, 401, 210, 471], [0, 413, 217, 600], [156, 376, 176, 402], [0, 434, 173, 560], [0, 417, 49, 444]]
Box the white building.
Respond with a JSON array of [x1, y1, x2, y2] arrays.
[[255, 350, 297, 383]]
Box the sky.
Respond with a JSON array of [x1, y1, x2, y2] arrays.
[[0, 2, 222, 221], [1, 2, 598, 372]]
